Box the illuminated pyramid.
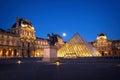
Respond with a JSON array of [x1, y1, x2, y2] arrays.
[[57, 33, 101, 58]]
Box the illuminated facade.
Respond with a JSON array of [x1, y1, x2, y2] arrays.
[[91, 33, 120, 56], [57, 33, 101, 58], [112, 40, 120, 56], [0, 18, 120, 58], [0, 29, 19, 58], [0, 17, 64, 58]]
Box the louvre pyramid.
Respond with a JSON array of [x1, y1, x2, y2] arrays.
[[57, 33, 101, 57]]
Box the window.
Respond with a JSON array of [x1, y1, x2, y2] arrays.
[[28, 43, 30, 47], [22, 42, 24, 47]]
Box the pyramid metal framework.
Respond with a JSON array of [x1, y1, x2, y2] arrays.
[[57, 33, 101, 58]]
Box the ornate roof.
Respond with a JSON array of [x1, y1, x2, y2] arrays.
[[11, 17, 32, 28], [98, 33, 106, 36]]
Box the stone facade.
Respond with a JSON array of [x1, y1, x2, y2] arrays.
[[0, 18, 120, 58], [0, 29, 19, 58], [111, 40, 120, 56], [0, 17, 64, 58], [91, 33, 120, 56]]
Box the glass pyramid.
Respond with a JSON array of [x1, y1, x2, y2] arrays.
[[57, 33, 101, 58]]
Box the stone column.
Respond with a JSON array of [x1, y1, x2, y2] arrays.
[[42, 45, 58, 62], [18, 49, 21, 57], [0, 49, 2, 58]]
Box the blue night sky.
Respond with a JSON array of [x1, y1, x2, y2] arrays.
[[0, 0, 120, 41]]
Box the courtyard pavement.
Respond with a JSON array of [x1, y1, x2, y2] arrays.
[[0, 58, 120, 80]]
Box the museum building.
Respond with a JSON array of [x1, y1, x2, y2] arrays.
[[0, 18, 120, 58], [0, 17, 64, 58]]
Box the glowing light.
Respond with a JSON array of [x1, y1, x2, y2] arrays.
[[21, 24, 28, 27], [62, 33, 66, 37], [97, 36, 107, 40], [55, 60, 60, 66], [21, 23, 34, 30], [17, 60, 22, 64]]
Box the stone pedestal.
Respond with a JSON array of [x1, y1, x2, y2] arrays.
[[42, 46, 58, 62]]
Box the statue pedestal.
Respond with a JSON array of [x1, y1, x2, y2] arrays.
[[42, 46, 58, 62]]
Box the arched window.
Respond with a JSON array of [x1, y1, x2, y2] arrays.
[[108, 52, 111, 55], [2, 49, 6, 56], [101, 51, 104, 56]]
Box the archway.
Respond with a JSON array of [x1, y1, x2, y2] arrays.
[[101, 51, 104, 56], [2, 49, 6, 57], [13, 49, 17, 57], [34, 49, 43, 57], [27, 49, 30, 57]]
